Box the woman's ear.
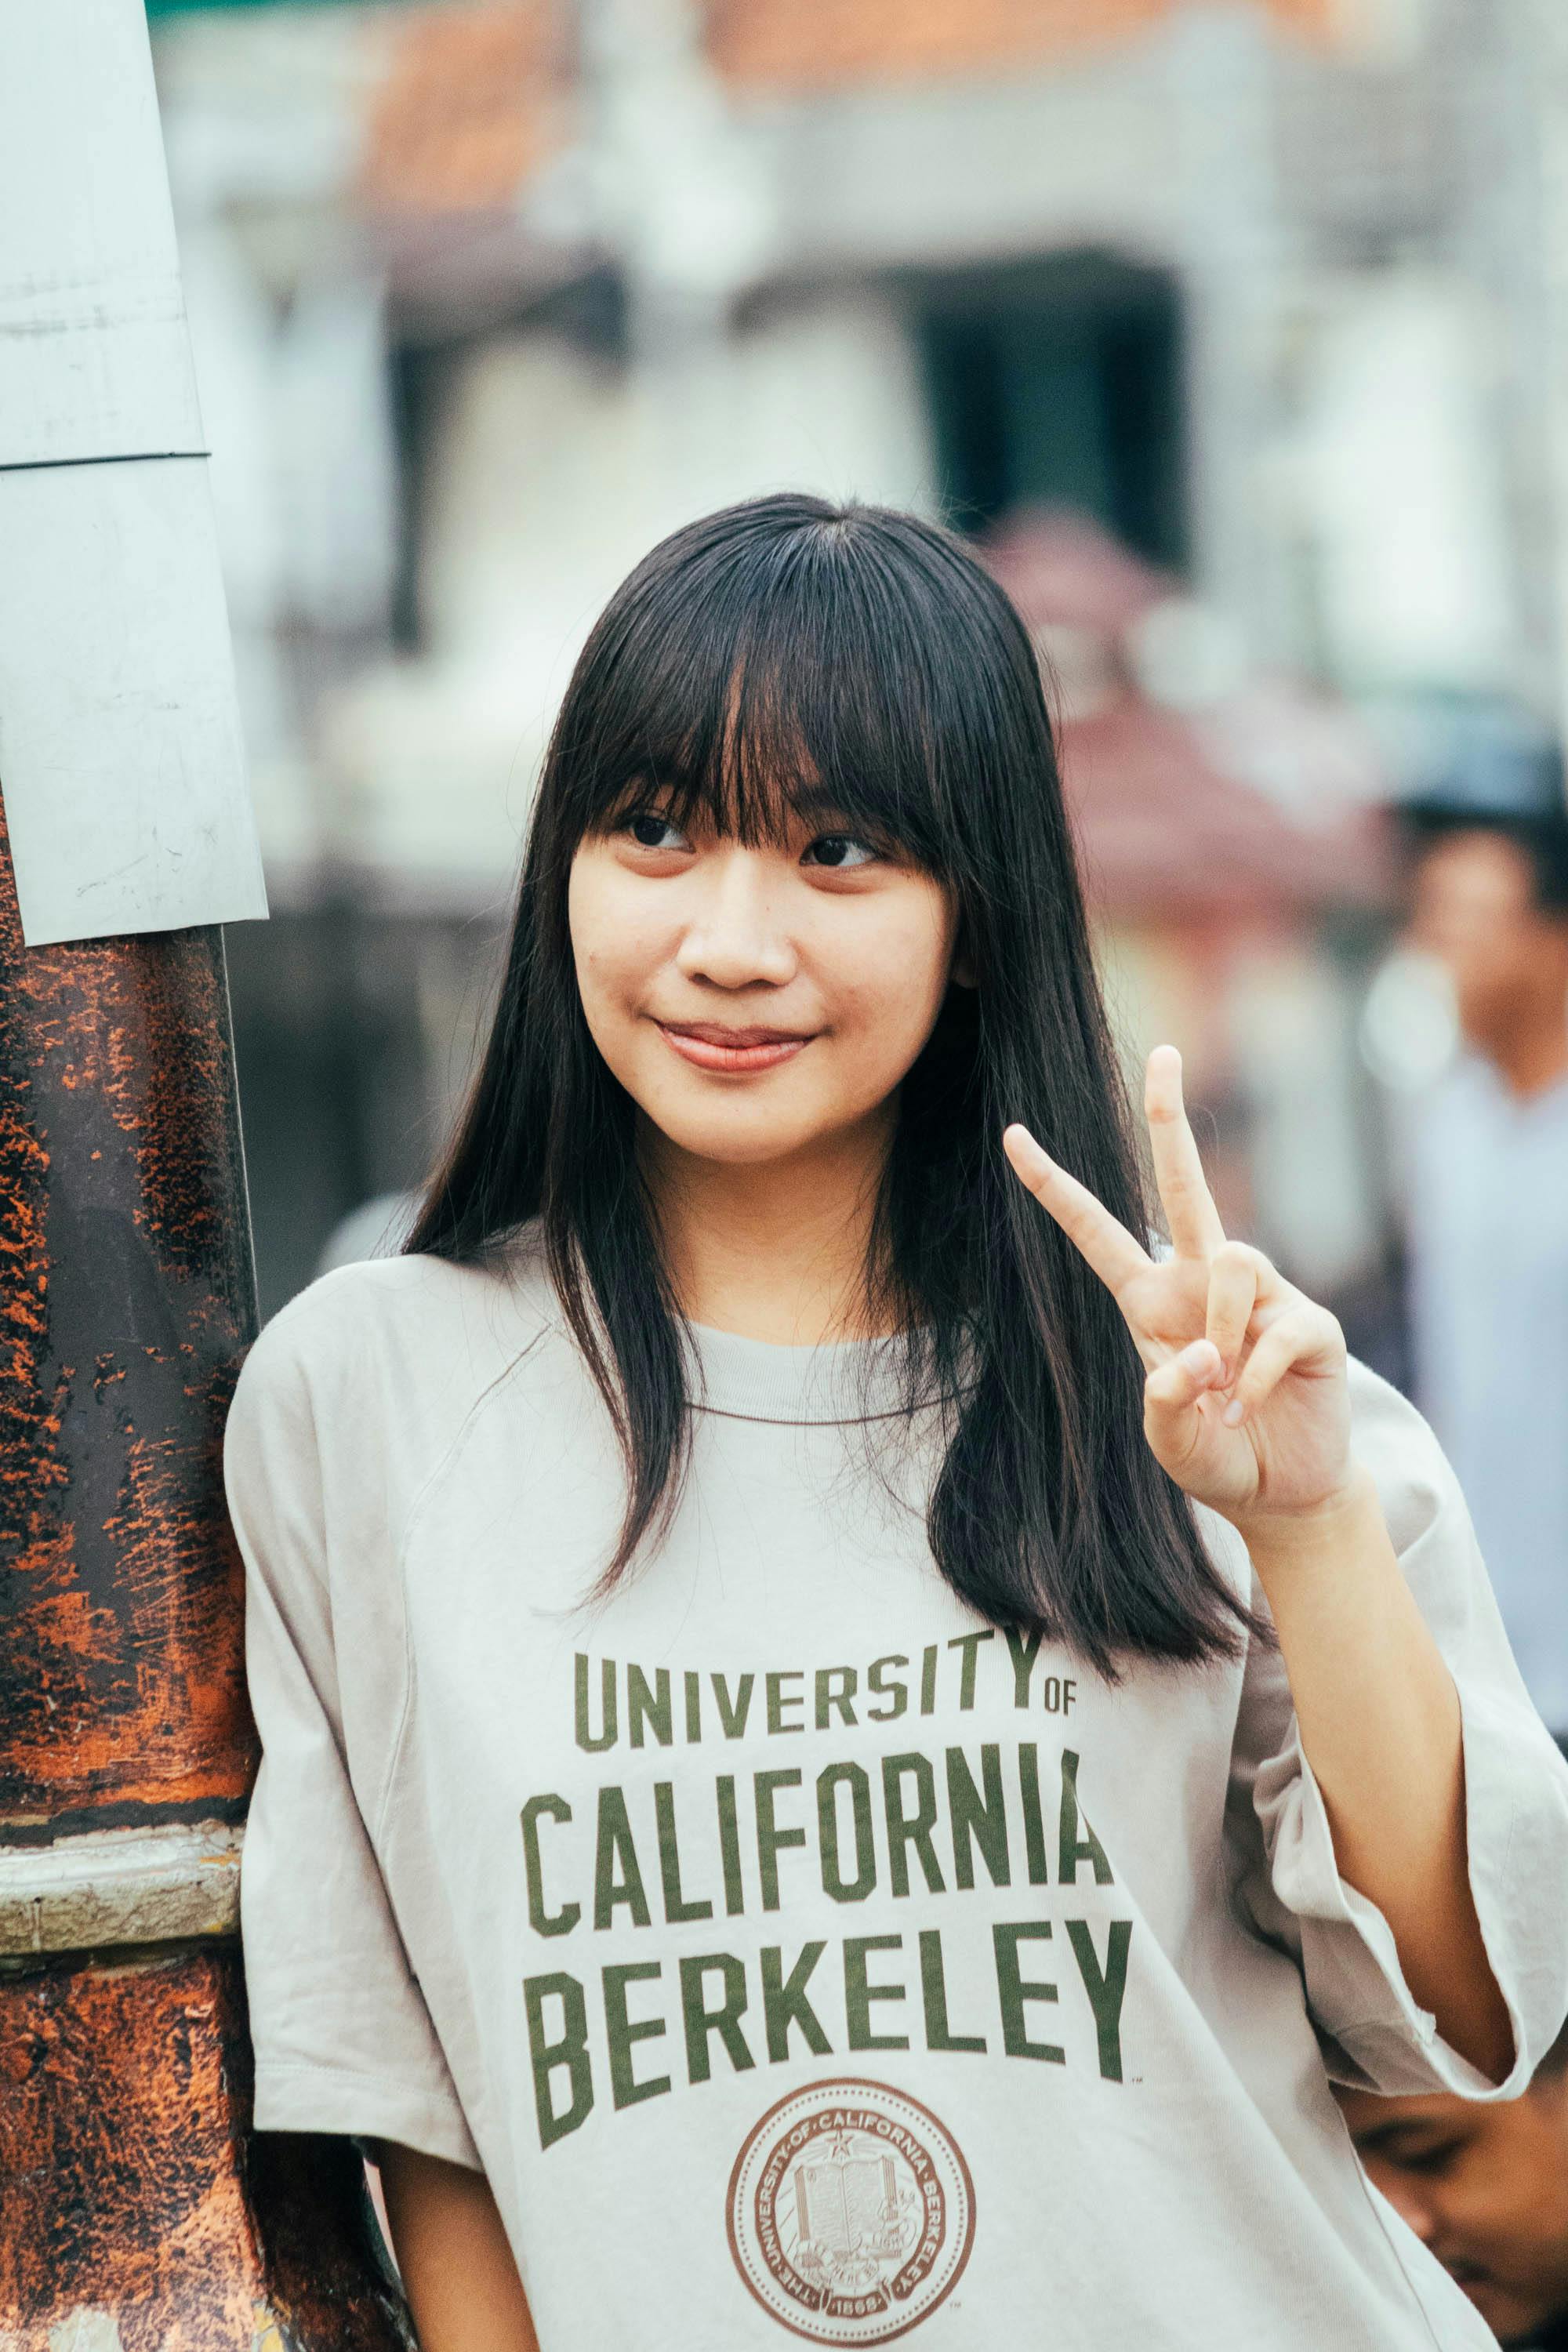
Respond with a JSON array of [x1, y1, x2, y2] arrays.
[[950, 917, 978, 991]]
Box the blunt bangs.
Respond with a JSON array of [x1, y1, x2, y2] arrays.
[[561, 509, 1028, 883]]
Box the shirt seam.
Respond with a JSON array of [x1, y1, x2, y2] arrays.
[[368, 1327, 550, 1854], [689, 1379, 977, 1429], [688, 1399, 935, 1428], [256, 2057, 469, 2111]]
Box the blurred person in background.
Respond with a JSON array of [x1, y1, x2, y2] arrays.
[[1398, 720, 1568, 1748], [1338, 2031, 1568, 2349]]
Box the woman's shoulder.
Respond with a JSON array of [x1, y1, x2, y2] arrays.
[[234, 1224, 560, 1415]]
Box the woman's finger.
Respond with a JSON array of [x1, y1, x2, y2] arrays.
[[1145, 1045, 1226, 1263], [1003, 1123, 1152, 1300], [1222, 1304, 1345, 1426], [1144, 1338, 1225, 1453], [1204, 1240, 1263, 1383]]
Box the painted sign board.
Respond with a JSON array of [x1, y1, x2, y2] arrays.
[[0, 0, 267, 946]]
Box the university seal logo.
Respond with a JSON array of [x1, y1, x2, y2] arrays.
[[726, 2078, 975, 2343]]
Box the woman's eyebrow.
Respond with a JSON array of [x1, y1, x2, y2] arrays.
[[784, 786, 873, 826], [601, 773, 681, 818]]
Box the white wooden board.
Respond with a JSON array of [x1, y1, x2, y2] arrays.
[[0, 459, 267, 946], [0, 0, 267, 945], [0, 0, 205, 467]]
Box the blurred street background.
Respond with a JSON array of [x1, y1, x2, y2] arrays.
[[144, 0, 1568, 1367]]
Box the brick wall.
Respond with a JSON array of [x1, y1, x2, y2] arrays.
[[707, 0, 1337, 92]]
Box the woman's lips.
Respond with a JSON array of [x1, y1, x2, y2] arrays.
[[656, 1022, 813, 1073]]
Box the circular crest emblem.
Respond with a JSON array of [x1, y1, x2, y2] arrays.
[[726, 2078, 975, 2343]]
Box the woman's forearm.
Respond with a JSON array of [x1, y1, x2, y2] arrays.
[[1239, 1470, 1514, 2084], [373, 2141, 539, 2352]]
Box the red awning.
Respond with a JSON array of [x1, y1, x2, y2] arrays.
[[982, 510, 1391, 920]]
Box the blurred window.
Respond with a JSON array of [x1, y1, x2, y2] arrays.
[[914, 250, 1186, 565]]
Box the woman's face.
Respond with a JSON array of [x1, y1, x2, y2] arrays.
[[568, 793, 966, 1171]]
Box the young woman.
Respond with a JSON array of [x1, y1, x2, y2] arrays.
[[227, 492, 1568, 2351]]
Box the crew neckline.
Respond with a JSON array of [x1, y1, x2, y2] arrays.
[[682, 1319, 931, 1426], [491, 1229, 953, 1427]]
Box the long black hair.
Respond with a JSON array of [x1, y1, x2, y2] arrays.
[[405, 492, 1250, 1675]]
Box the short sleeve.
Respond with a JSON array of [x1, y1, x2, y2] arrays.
[[226, 1308, 484, 2170], [1225, 1356, 1568, 2100]]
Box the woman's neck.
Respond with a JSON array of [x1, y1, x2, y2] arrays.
[[638, 1109, 897, 1345]]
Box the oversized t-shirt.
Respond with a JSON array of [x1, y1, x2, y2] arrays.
[[226, 1238, 1568, 2351]]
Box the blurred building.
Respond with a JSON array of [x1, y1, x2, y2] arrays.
[[146, 0, 1568, 1312]]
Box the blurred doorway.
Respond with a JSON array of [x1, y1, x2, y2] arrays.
[[914, 250, 1188, 568]]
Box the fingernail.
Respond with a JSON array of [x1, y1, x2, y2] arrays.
[[1222, 1399, 1245, 1426]]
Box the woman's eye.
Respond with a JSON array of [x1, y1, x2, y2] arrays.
[[626, 811, 687, 851], [804, 833, 877, 870]]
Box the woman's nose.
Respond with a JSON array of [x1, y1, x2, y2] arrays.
[[674, 849, 797, 989]]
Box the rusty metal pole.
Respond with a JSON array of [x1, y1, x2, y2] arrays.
[[0, 810, 413, 2344]]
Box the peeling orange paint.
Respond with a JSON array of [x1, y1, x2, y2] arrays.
[[0, 799, 258, 1831], [0, 1952, 415, 2348], [0, 812, 416, 2345]]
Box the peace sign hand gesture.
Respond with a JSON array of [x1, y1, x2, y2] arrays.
[[1004, 1045, 1355, 1539]]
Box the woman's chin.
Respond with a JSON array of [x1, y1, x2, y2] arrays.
[[654, 1118, 831, 1169], [633, 1087, 858, 1171]]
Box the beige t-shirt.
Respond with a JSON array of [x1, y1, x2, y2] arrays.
[[227, 1239, 1568, 2351]]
